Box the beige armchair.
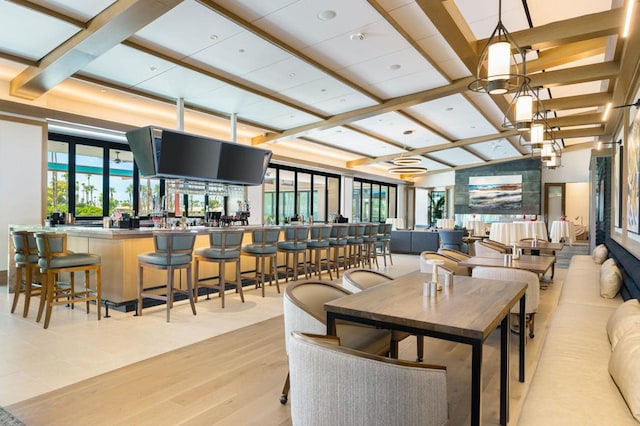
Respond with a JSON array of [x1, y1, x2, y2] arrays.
[[281, 280, 392, 404], [437, 247, 471, 261], [419, 251, 470, 276], [288, 332, 448, 426], [342, 268, 423, 361], [471, 266, 540, 338], [474, 240, 506, 258]]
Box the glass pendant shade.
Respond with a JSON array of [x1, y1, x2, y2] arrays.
[[541, 144, 554, 161], [515, 94, 533, 130], [530, 123, 545, 145], [546, 154, 560, 168], [487, 42, 511, 94]]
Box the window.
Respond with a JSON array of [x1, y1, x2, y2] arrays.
[[47, 141, 69, 215], [353, 178, 397, 222], [75, 145, 104, 217], [108, 149, 134, 215]]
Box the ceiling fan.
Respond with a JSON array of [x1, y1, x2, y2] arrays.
[[613, 98, 640, 109], [112, 151, 131, 164]]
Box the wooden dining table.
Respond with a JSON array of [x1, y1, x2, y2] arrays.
[[325, 271, 527, 426], [458, 254, 556, 275]]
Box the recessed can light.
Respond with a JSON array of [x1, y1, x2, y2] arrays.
[[210, 34, 218, 41], [350, 33, 365, 41], [389, 64, 401, 71], [318, 10, 337, 21], [445, 107, 454, 111]]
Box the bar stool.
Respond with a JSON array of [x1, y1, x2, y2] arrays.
[[306, 225, 333, 280], [328, 224, 349, 278], [138, 231, 196, 322], [242, 227, 281, 297], [361, 223, 379, 269], [346, 224, 366, 268], [376, 223, 393, 267], [10, 231, 43, 318], [35, 232, 101, 329], [194, 229, 245, 308], [277, 226, 309, 282]]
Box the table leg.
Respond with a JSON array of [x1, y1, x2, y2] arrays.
[[326, 313, 337, 336], [471, 341, 483, 426], [520, 294, 526, 382], [500, 313, 510, 425]]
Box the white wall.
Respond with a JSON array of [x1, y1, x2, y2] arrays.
[[417, 170, 455, 188], [415, 187, 429, 226], [246, 185, 262, 225], [542, 149, 591, 183], [0, 117, 45, 271]]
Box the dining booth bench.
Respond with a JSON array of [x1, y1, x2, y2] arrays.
[[518, 237, 640, 424]]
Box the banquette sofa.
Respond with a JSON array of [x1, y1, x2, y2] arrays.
[[518, 237, 640, 424]]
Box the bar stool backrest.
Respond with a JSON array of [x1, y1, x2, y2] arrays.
[[154, 232, 196, 263], [284, 226, 309, 242], [35, 233, 68, 265], [209, 229, 245, 253], [365, 223, 379, 238], [330, 224, 349, 239], [12, 231, 38, 264], [309, 225, 332, 240], [252, 227, 281, 245]]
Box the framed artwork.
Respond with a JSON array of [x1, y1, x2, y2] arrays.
[[627, 111, 640, 234], [469, 175, 522, 210]]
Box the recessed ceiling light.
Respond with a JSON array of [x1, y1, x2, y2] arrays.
[[318, 10, 337, 21], [445, 107, 454, 111], [289, 73, 296, 78], [321, 88, 327, 92], [238, 49, 245, 53], [350, 33, 365, 41], [210, 34, 218, 41], [389, 64, 401, 71], [149, 66, 157, 72]]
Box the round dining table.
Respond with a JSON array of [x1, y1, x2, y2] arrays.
[[489, 222, 523, 245], [513, 221, 548, 241], [464, 219, 486, 237], [549, 220, 575, 245]]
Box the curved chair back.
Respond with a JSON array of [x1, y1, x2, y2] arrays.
[[471, 266, 539, 319], [419, 251, 470, 276], [12, 231, 38, 265], [282, 226, 309, 246], [153, 231, 196, 264], [288, 332, 448, 426], [474, 240, 506, 258], [208, 229, 244, 256], [35, 232, 68, 265], [437, 247, 471, 261], [249, 226, 281, 245], [342, 268, 392, 293], [308, 225, 332, 246], [438, 229, 465, 251], [329, 224, 349, 241]]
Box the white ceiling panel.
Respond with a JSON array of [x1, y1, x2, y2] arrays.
[[527, 0, 611, 26], [306, 127, 405, 157], [365, 69, 449, 99], [80, 45, 176, 87], [30, 0, 116, 21], [133, 1, 243, 57], [428, 147, 484, 166], [351, 112, 448, 147], [135, 66, 226, 100], [469, 139, 522, 160], [0, 2, 80, 61], [549, 81, 605, 99], [408, 94, 498, 140], [242, 57, 330, 93], [190, 31, 290, 77], [311, 92, 379, 116], [279, 77, 368, 110], [388, 2, 440, 40], [212, 0, 299, 23], [454, 0, 530, 39], [250, 0, 383, 51]]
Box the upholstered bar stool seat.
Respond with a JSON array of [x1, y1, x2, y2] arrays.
[[277, 226, 309, 282], [138, 231, 196, 321], [11, 231, 43, 318], [306, 225, 333, 280], [242, 227, 281, 297], [195, 229, 245, 308], [328, 224, 349, 278], [35, 232, 102, 329]]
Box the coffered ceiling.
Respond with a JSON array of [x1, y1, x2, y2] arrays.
[[0, 0, 638, 182]]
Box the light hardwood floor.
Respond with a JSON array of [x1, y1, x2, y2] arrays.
[[3, 254, 566, 425]]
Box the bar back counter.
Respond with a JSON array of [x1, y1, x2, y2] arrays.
[[390, 230, 440, 254]]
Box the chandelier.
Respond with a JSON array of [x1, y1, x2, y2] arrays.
[[388, 130, 428, 175], [468, 0, 529, 95]]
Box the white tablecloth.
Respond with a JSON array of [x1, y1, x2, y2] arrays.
[[464, 220, 486, 237], [385, 218, 405, 230], [436, 218, 455, 229], [550, 220, 575, 245], [489, 223, 523, 245], [513, 221, 548, 241]]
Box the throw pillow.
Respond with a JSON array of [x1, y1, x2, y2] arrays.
[[607, 299, 640, 350], [609, 328, 640, 421], [593, 244, 608, 264], [600, 260, 623, 298]]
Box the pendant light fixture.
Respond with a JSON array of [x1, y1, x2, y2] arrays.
[[388, 130, 428, 176], [468, 0, 529, 95]]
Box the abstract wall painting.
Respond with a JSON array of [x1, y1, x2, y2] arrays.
[[469, 175, 522, 210]]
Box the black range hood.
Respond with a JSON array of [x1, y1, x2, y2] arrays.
[[125, 126, 272, 186]]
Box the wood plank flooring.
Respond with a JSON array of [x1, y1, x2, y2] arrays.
[[8, 268, 566, 426]]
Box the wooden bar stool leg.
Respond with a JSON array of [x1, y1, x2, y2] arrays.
[[137, 265, 144, 316], [23, 267, 35, 317], [260, 256, 266, 297], [11, 266, 23, 314], [96, 266, 102, 321], [186, 265, 196, 316], [236, 261, 244, 303], [166, 267, 173, 322], [85, 270, 91, 314], [271, 255, 280, 294], [44, 271, 55, 329], [219, 262, 226, 308]]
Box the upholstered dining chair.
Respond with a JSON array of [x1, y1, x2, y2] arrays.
[[437, 247, 471, 262], [438, 229, 468, 253], [10, 230, 43, 318], [420, 251, 471, 276], [342, 268, 424, 361], [288, 332, 448, 426], [138, 231, 196, 321], [280, 280, 392, 404], [472, 266, 540, 338]]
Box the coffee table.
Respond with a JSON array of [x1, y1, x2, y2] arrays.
[[325, 271, 527, 426]]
